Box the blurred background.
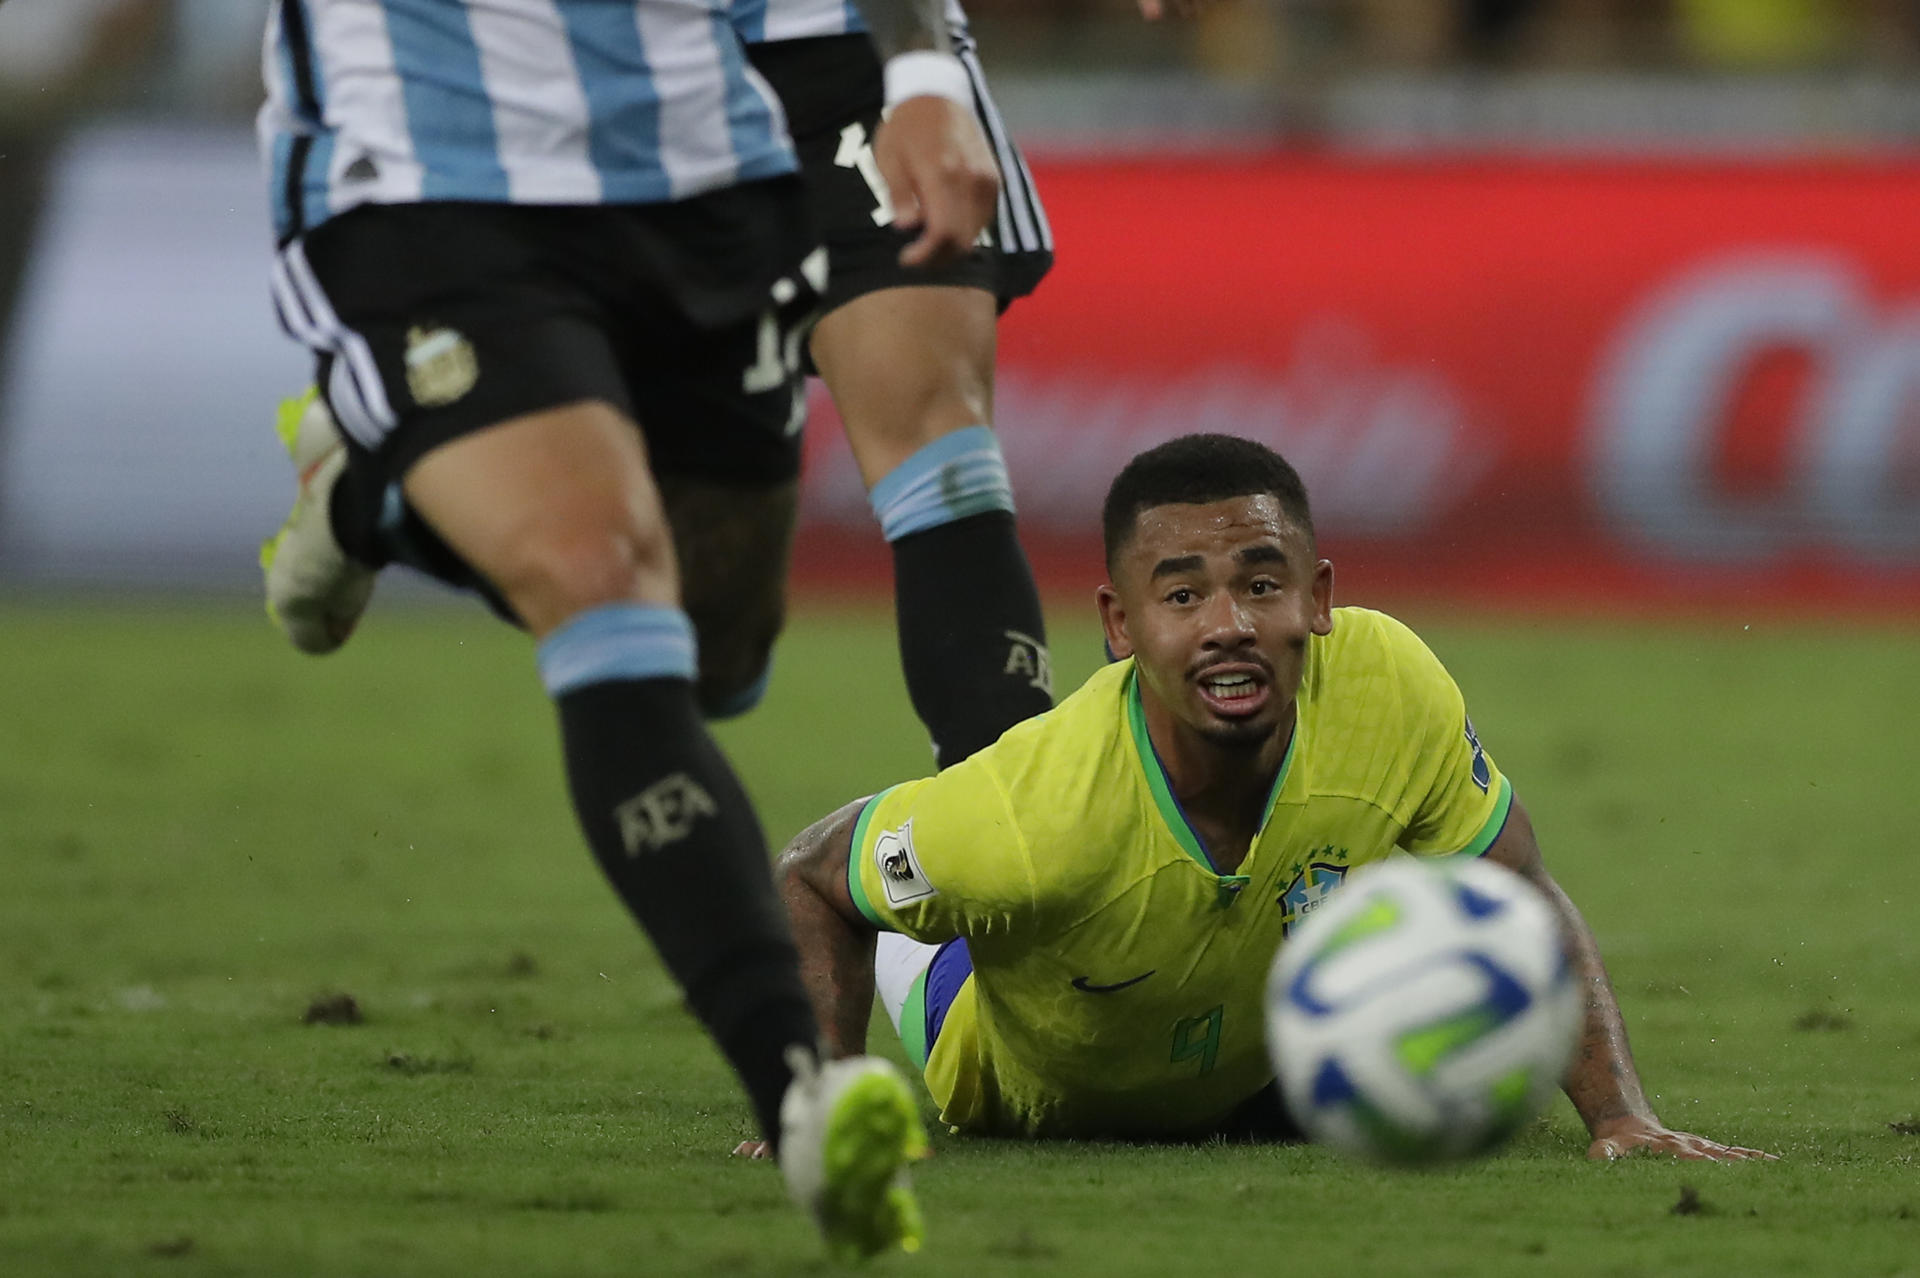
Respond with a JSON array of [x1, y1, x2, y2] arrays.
[[4, 0, 1920, 613]]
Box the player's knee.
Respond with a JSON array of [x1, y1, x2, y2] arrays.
[[819, 289, 996, 480], [489, 521, 675, 634], [869, 425, 1016, 543], [843, 372, 994, 478]]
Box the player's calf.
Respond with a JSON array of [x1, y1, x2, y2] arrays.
[[537, 602, 821, 1144], [871, 428, 1052, 766], [660, 475, 799, 720]]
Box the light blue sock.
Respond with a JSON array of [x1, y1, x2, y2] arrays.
[[867, 425, 1015, 542], [536, 603, 696, 697]]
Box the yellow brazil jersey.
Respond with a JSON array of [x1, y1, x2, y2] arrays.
[[848, 606, 1512, 1139]]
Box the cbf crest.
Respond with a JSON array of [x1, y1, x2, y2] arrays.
[[1278, 855, 1349, 936]]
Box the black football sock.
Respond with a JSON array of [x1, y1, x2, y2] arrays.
[[891, 510, 1053, 768], [326, 448, 392, 568], [540, 605, 819, 1144]]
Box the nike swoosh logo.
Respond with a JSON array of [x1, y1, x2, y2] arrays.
[[1071, 971, 1156, 994]]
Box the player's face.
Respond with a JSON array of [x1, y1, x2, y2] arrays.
[[1098, 495, 1333, 752]]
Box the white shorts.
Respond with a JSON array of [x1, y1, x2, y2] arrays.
[[874, 932, 941, 1042]]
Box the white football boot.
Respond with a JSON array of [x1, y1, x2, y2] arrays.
[[259, 389, 376, 654], [778, 1047, 929, 1261]]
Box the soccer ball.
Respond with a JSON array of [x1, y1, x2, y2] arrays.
[[1265, 857, 1580, 1165]]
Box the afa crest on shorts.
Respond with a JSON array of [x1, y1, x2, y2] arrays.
[[404, 324, 479, 408], [1278, 856, 1349, 937]]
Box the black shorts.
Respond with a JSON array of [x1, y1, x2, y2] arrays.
[[747, 33, 1054, 317], [274, 178, 821, 490]]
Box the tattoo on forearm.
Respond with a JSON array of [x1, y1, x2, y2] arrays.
[[1554, 888, 1655, 1131], [775, 813, 878, 1058], [849, 0, 951, 57]]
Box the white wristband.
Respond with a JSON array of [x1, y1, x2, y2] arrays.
[[882, 50, 971, 109]]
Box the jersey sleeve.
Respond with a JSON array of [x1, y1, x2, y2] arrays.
[[1380, 619, 1514, 858], [846, 757, 1036, 944]]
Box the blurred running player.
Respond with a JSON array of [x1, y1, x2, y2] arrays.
[[270, 0, 1060, 771], [729, 0, 1055, 766], [754, 434, 1771, 1160], [256, 0, 999, 1256], [267, 1, 1225, 774]]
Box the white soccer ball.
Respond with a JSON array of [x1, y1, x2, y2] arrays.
[[1265, 857, 1580, 1165]]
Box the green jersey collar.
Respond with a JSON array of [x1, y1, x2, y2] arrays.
[[1124, 668, 1297, 885]]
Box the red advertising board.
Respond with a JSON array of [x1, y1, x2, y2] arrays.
[[792, 154, 1920, 613]]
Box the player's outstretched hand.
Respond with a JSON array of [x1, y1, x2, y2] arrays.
[[873, 95, 998, 270], [1587, 1116, 1777, 1162]]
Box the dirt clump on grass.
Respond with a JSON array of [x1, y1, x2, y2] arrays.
[[384, 1049, 475, 1076], [1671, 1185, 1712, 1217], [303, 992, 363, 1025]]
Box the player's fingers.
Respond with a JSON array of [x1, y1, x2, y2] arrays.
[[892, 190, 927, 236], [883, 98, 996, 266], [897, 183, 973, 268], [902, 166, 995, 268], [1674, 1135, 1763, 1162], [899, 225, 963, 269], [874, 148, 923, 233], [1709, 1143, 1776, 1162], [897, 222, 942, 268], [1593, 1134, 1684, 1160], [1667, 1142, 1721, 1160], [1138, 0, 1165, 19], [1664, 1131, 1756, 1162]]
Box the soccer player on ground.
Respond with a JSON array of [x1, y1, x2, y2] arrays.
[[255, 0, 1000, 1256], [756, 434, 1773, 1158]]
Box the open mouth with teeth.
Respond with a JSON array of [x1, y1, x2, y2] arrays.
[[1196, 668, 1270, 718]]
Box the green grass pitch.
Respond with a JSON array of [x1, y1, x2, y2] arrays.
[[1, 595, 1916, 1276]]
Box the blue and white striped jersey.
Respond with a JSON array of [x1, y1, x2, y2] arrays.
[[731, 0, 968, 46], [259, 0, 796, 241]]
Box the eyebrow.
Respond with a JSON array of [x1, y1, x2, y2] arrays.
[[1148, 544, 1288, 580], [1236, 544, 1287, 567]]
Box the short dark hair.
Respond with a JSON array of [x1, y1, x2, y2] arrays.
[[1102, 434, 1314, 571]]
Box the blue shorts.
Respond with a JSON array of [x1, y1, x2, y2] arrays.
[[897, 938, 973, 1069]]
